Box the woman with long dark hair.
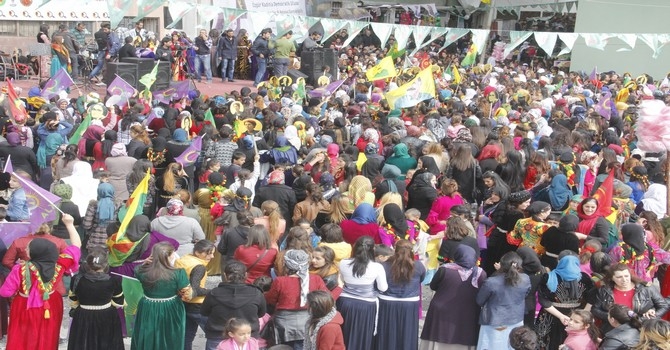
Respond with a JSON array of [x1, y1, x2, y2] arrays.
[[337, 236, 388, 350], [131, 242, 192, 349], [483, 190, 531, 275], [496, 150, 525, 192], [304, 290, 345, 350], [476, 252, 530, 349], [599, 304, 642, 349], [447, 143, 481, 203], [375, 240, 426, 350], [234, 225, 277, 284]]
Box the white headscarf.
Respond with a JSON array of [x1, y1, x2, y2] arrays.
[[61, 162, 100, 216], [284, 125, 301, 150], [641, 183, 667, 218]]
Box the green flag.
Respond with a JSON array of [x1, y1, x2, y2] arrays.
[[460, 43, 478, 68], [116, 274, 144, 337], [204, 108, 215, 126], [69, 114, 91, 145], [139, 62, 159, 92]]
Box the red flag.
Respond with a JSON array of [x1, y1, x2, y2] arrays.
[[5, 78, 26, 123], [593, 169, 614, 216]]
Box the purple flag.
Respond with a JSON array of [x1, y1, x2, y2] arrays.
[[153, 87, 176, 105], [3, 154, 12, 173], [172, 80, 191, 100], [0, 160, 62, 246], [595, 92, 612, 120], [107, 75, 136, 97], [589, 67, 597, 82], [174, 136, 202, 167], [308, 80, 345, 98], [41, 68, 74, 99]]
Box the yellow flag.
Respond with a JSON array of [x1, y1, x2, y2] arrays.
[[385, 67, 436, 109], [452, 65, 461, 84], [365, 56, 397, 81]]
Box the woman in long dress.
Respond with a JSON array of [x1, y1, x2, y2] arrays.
[[193, 171, 224, 275], [337, 235, 388, 349], [0, 214, 81, 350], [131, 242, 192, 350], [234, 29, 250, 80], [375, 240, 426, 350], [420, 244, 486, 350], [68, 249, 125, 350]]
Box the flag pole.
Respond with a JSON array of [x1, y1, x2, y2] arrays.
[[12, 172, 65, 215]]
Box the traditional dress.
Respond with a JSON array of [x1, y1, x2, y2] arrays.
[[68, 272, 125, 350], [131, 267, 189, 350], [0, 240, 80, 350]]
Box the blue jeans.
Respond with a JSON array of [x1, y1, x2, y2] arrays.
[[205, 337, 224, 350], [254, 57, 266, 85], [221, 58, 235, 81], [274, 57, 290, 78], [194, 54, 212, 82], [185, 312, 208, 350], [89, 51, 105, 79]]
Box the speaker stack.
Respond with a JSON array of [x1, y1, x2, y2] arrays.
[[104, 62, 138, 87], [299, 48, 338, 86], [110, 57, 171, 91]]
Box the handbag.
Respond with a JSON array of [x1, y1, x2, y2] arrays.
[[259, 317, 278, 346], [480, 303, 491, 325]]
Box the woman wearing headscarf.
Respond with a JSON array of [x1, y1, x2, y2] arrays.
[[516, 247, 547, 327], [378, 203, 411, 247], [0, 132, 39, 181], [375, 240, 426, 350], [374, 164, 405, 202], [360, 156, 383, 185], [417, 156, 441, 178], [166, 128, 195, 183], [385, 143, 417, 179], [420, 244, 486, 350], [105, 143, 137, 206], [254, 171, 297, 226], [108, 215, 179, 277], [263, 135, 298, 166], [0, 214, 80, 350], [340, 203, 381, 244], [539, 214, 580, 269], [477, 144, 502, 174], [319, 173, 339, 201], [265, 249, 330, 349], [638, 183, 667, 219], [151, 196, 206, 255], [61, 162, 99, 217], [37, 132, 64, 189], [406, 172, 438, 221], [576, 197, 611, 247], [338, 236, 388, 349], [77, 125, 105, 170], [533, 171, 572, 211], [82, 182, 116, 252], [535, 255, 593, 349], [51, 183, 82, 239], [476, 252, 530, 349], [284, 125, 302, 150], [344, 175, 375, 210], [609, 223, 670, 283]]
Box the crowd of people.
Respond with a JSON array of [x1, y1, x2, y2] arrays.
[[3, 18, 670, 350]]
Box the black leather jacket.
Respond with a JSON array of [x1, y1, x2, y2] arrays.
[[593, 283, 668, 331], [599, 323, 640, 350]]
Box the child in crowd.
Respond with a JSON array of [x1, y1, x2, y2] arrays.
[[560, 310, 599, 350], [546, 213, 561, 227], [509, 326, 538, 350], [199, 158, 221, 189], [296, 218, 321, 248], [3, 172, 30, 222], [216, 318, 259, 350], [374, 244, 393, 263], [579, 239, 602, 275]]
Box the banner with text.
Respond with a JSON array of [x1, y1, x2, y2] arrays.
[[244, 0, 305, 15]]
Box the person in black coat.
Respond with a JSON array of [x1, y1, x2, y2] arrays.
[[201, 260, 267, 348], [217, 210, 254, 266], [217, 29, 238, 82], [118, 36, 137, 60], [253, 170, 297, 227], [406, 171, 438, 220], [539, 214, 580, 269], [599, 304, 641, 350], [0, 132, 39, 181]]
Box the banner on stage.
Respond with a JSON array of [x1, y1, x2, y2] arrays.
[[244, 0, 306, 15]]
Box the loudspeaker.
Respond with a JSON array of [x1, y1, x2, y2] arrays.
[[299, 48, 338, 86], [154, 62, 171, 91], [287, 68, 308, 83], [104, 62, 137, 87], [120, 57, 155, 75]]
